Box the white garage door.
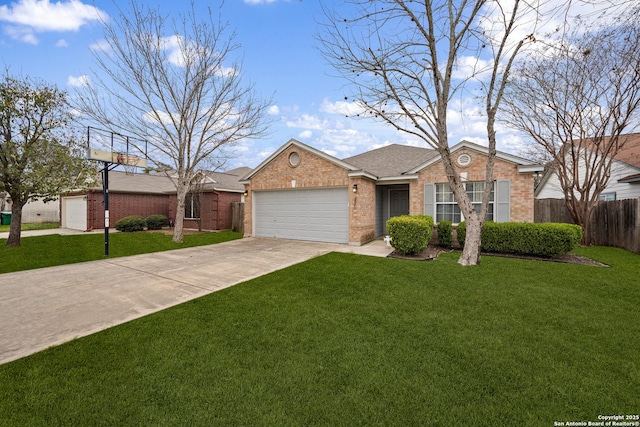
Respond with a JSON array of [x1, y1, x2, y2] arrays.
[[254, 188, 348, 244], [62, 196, 87, 231]]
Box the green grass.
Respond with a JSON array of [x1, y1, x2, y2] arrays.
[[0, 231, 243, 273], [0, 246, 638, 426], [0, 222, 59, 232]]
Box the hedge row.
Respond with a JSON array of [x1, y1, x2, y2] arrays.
[[457, 221, 582, 257], [115, 214, 169, 232], [386, 215, 434, 255]]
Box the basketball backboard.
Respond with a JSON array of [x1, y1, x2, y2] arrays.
[[86, 127, 148, 169]]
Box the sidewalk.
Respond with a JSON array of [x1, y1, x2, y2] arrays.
[[0, 236, 393, 365]]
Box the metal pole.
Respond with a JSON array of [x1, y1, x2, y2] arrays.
[[103, 162, 109, 256]]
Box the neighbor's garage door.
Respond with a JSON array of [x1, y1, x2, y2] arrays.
[[254, 188, 348, 244], [62, 196, 87, 231]]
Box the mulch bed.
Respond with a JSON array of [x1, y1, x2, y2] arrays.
[[388, 245, 608, 267]]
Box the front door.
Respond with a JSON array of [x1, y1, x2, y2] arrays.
[[389, 189, 409, 218]]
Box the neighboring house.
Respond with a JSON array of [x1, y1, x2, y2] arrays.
[[1, 193, 60, 223], [241, 139, 543, 245], [536, 133, 640, 201], [61, 167, 248, 231]]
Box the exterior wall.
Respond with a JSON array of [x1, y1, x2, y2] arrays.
[[412, 148, 535, 222], [245, 144, 375, 245], [21, 198, 60, 223], [537, 159, 640, 201], [349, 177, 376, 244], [169, 191, 241, 231], [87, 192, 169, 230]]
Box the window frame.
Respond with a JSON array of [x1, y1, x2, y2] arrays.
[[435, 181, 495, 224], [184, 193, 200, 219]]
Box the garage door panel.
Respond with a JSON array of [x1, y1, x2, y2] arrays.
[[254, 188, 348, 244], [63, 197, 87, 231]]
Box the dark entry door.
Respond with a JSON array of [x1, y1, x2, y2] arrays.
[[389, 189, 409, 218]]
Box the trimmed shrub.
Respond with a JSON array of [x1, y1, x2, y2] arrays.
[[456, 221, 466, 248], [456, 221, 582, 257], [386, 215, 434, 255], [146, 214, 168, 230], [437, 220, 453, 248], [115, 215, 146, 232], [481, 222, 582, 257]]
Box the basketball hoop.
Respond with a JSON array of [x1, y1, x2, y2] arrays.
[[115, 152, 145, 175]]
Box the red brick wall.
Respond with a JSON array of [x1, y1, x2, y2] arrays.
[[87, 191, 170, 230], [410, 148, 535, 222], [168, 191, 241, 231]]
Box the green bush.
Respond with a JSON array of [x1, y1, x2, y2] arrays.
[[386, 215, 434, 255], [115, 215, 147, 232], [456, 221, 466, 247], [481, 222, 582, 257], [146, 214, 168, 230], [437, 221, 453, 248], [456, 221, 582, 257]]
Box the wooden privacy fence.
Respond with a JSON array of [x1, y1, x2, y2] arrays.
[[535, 198, 640, 254], [232, 202, 244, 234]]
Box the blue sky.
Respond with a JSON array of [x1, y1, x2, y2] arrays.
[[0, 0, 627, 169]]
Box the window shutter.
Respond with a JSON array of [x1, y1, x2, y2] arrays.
[[496, 180, 510, 222], [424, 184, 435, 219]]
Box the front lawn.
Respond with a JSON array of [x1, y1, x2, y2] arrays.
[[0, 231, 242, 273], [0, 247, 638, 425]]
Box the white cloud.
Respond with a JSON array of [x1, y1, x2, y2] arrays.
[[286, 114, 327, 130], [267, 105, 280, 116], [55, 38, 67, 47], [298, 130, 312, 139], [0, 0, 106, 44], [89, 38, 109, 52], [67, 74, 89, 87], [319, 98, 367, 117], [3, 24, 37, 44]]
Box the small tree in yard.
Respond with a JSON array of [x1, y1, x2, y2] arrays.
[[502, 15, 640, 244], [75, 1, 270, 243], [319, 0, 540, 265], [0, 74, 95, 247]]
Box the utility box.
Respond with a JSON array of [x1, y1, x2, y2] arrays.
[[1, 211, 11, 225]]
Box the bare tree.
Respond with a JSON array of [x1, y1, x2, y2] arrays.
[[501, 16, 640, 244], [318, 0, 540, 265], [75, 1, 270, 242]]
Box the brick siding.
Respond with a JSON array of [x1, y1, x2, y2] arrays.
[[86, 192, 169, 230], [411, 148, 535, 222], [168, 191, 241, 231]]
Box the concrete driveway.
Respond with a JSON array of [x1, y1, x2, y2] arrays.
[[0, 237, 392, 365]]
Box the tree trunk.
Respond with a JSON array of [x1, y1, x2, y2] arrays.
[[458, 213, 482, 266], [6, 202, 23, 247], [173, 181, 188, 243]]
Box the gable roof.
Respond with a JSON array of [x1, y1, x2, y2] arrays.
[[244, 139, 543, 183], [342, 144, 439, 178], [406, 140, 543, 174], [580, 132, 640, 169], [88, 167, 249, 194], [98, 171, 176, 194], [202, 167, 252, 192]]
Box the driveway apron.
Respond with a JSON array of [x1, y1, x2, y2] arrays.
[[0, 237, 349, 365]]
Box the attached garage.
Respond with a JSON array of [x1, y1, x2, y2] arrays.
[[253, 188, 349, 244], [62, 196, 87, 231]]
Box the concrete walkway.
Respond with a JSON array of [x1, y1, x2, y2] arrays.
[[0, 236, 393, 365]]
